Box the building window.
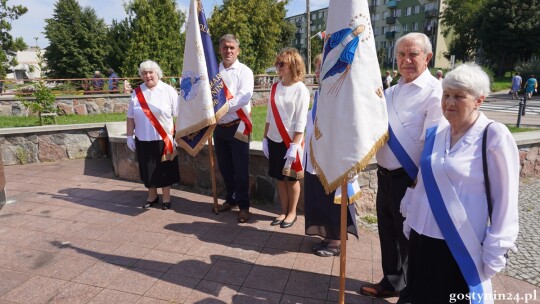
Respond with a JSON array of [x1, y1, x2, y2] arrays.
[[406, 7, 412, 16], [374, 27, 380, 35], [374, 13, 380, 21], [383, 11, 389, 18], [414, 5, 420, 14], [424, 3, 434, 11], [413, 22, 419, 30], [403, 23, 408, 31]]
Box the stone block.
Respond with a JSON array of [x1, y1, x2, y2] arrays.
[[38, 139, 67, 162], [73, 104, 88, 115], [256, 175, 276, 204], [65, 134, 92, 159], [114, 103, 128, 113], [86, 102, 101, 115], [0, 105, 12, 116], [57, 102, 74, 115], [118, 158, 140, 181]]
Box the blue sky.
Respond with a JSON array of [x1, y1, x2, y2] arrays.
[[9, 0, 329, 48]]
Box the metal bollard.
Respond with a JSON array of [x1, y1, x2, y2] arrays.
[[522, 93, 528, 116], [517, 98, 524, 128]]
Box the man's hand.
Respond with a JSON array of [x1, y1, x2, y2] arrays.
[[127, 136, 136, 152]]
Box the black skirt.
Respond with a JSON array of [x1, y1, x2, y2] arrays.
[[267, 138, 300, 181], [408, 229, 469, 304], [135, 138, 179, 188], [304, 171, 358, 240]]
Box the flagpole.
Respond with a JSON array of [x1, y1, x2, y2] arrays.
[[339, 181, 348, 304], [207, 137, 219, 214]]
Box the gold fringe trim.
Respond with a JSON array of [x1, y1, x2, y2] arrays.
[[282, 168, 304, 180], [176, 124, 216, 157], [161, 148, 178, 162], [234, 132, 250, 143], [176, 116, 216, 138], [214, 103, 230, 122], [310, 131, 389, 195], [333, 189, 363, 205]]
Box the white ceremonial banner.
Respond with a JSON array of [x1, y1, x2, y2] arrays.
[[176, 0, 229, 156], [310, 0, 388, 193]]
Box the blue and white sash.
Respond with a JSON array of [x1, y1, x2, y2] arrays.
[[422, 125, 493, 304], [386, 88, 421, 180]]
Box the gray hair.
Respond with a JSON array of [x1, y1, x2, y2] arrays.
[[394, 32, 432, 57], [443, 63, 490, 98], [138, 60, 163, 79], [219, 34, 240, 48]]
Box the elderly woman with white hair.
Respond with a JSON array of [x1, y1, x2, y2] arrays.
[[402, 63, 519, 304], [126, 60, 179, 210]]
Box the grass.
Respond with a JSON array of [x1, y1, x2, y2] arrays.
[[2, 107, 537, 136], [0, 113, 126, 128], [492, 76, 512, 92]]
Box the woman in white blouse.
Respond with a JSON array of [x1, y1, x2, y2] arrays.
[[403, 63, 519, 304], [126, 60, 179, 210], [262, 48, 309, 228]]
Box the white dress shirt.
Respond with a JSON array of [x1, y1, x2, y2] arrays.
[[218, 60, 254, 124], [404, 113, 520, 277], [376, 69, 443, 170], [127, 80, 178, 141], [266, 81, 310, 143]]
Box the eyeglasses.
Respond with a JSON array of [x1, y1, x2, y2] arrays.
[[276, 61, 286, 68]]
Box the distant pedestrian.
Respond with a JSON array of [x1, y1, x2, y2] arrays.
[[524, 74, 538, 99], [108, 68, 119, 93], [383, 70, 392, 89], [435, 69, 444, 81], [510, 72, 522, 100], [123, 79, 132, 94], [92, 71, 104, 93]]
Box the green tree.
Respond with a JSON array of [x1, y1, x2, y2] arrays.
[[122, 0, 185, 78], [0, 0, 28, 78], [439, 0, 486, 62], [208, 0, 292, 74], [44, 0, 108, 79], [105, 18, 131, 75], [480, 0, 540, 76]]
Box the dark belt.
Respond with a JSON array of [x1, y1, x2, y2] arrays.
[[218, 119, 241, 127], [377, 165, 407, 177]]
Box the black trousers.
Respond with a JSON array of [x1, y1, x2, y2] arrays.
[[376, 167, 413, 292], [213, 124, 250, 210], [408, 230, 469, 304]]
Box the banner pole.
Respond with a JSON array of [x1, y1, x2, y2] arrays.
[[207, 137, 219, 214], [339, 181, 348, 304]]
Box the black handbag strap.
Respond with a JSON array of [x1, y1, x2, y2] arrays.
[[482, 122, 494, 222]]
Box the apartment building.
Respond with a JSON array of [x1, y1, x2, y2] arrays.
[[285, 0, 450, 69]]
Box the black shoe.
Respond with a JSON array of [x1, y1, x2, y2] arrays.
[[270, 218, 284, 226], [161, 202, 171, 210], [311, 240, 329, 252], [280, 216, 297, 228], [143, 197, 159, 209]]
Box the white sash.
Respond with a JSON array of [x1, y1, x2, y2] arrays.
[[422, 124, 493, 304], [386, 87, 421, 179]]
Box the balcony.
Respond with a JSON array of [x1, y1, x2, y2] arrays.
[[387, 0, 397, 8], [424, 25, 437, 35], [425, 9, 438, 18], [385, 31, 396, 39], [386, 16, 396, 24]]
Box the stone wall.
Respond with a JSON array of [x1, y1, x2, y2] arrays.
[[0, 124, 109, 165], [1, 124, 540, 215], [0, 95, 130, 117]]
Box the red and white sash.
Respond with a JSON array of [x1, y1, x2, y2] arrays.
[[219, 70, 252, 142], [135, 87, 177, 162], [270, 83, 304, 179]]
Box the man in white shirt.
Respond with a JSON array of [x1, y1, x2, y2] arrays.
[[360, 33, 443, 304], [214, 34, 254, 223]]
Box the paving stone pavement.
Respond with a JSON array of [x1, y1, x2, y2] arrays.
[[1, 158, 539, 304], [502, 178, 540, 287]]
